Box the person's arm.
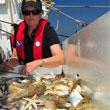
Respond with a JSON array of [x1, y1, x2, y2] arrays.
[[3, 48, 19, 71], [66, 44, 78, 64], [11, 48, 18, 58], [23, 44, 64, 75], [41, 44, 64, 67], [3, 35, 19, 71]]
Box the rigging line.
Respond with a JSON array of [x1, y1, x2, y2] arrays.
[[0, 28, 70, 38], [58, 34, 70, 38], [0, 28, 12, 35], [43, 2, 87, 26], [55, 5, 110, 8], [55, 19, 59, 31], [0, 19, 13, 25]]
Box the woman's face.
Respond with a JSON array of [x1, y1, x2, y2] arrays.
[[23, 6, 42, 28]]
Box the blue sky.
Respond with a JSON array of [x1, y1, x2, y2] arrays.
[[48, 0, 110, 41]]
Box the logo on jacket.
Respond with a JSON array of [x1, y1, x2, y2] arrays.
[[35, 41, 40, 47], [16, 41, 23, 47]]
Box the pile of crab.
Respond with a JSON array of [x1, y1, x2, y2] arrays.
[[0, 73, 94, 110]]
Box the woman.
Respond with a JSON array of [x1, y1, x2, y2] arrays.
[[4, 0, 64, 75]]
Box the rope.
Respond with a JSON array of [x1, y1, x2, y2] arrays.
[[55, 5, 110, 8]]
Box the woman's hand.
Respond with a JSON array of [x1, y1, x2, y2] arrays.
[[22, 60, 42, 75], [3, 58, 19, 71]]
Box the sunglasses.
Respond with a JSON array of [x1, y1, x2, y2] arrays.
[[22, 9, 41, 16]]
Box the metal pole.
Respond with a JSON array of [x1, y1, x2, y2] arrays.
[[55, 5, 110, 8]]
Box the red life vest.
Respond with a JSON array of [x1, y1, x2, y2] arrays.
[[11, 19, 48, 62]]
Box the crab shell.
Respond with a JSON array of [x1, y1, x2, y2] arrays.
[[54, 90, 69, 96], [54, 84, 70, 91]]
